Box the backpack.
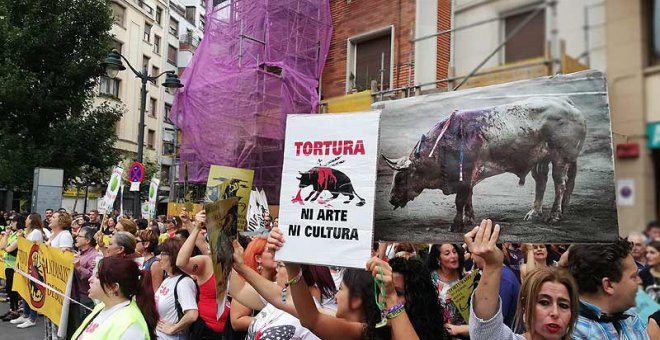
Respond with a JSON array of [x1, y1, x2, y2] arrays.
[[173, 274, 199, 321]]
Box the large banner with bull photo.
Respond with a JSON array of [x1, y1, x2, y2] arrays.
[[375, 70, 617, 243], [277, 111, 380, 268]]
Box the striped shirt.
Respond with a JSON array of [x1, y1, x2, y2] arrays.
[[572, 300, 649, 340]]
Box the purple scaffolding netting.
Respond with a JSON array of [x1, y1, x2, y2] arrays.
[[171, 0, 332, 204]]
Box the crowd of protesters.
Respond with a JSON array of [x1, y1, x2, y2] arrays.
[[0, 207, 659, 339]]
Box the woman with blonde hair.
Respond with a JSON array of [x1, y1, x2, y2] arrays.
[[467, 220, 579, 340]]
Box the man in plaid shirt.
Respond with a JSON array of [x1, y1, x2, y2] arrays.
[[568, 238, 650, 339]]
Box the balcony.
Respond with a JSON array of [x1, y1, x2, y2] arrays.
[[135, 0, 154, 17], [179, 33, 200, 51]]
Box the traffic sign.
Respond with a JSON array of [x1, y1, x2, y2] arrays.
[[129, 162, 145, 183]]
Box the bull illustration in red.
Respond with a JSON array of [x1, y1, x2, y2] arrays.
[[296, 166, 365, 206]]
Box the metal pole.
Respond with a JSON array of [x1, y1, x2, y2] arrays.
[[134, 77, 148, 217], [583, 5, 590, 67], [380, 52, 385, 101], [548, 0, 560, 74], [83, 185, 89, 214]]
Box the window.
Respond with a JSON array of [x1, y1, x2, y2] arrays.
[[99, 76, 120, 98], [151, 66, 160, 85], [351, 33, 391, 92], [156, 7, 163, 25], [503, 8, 545, 64], [154, 35, 161, 54], [200, 15, 206, 30], [144, 23, 152, 42], [168, 45, 178, 65], [112, 39, 123, 54], [111, 3, 125, 26], [142, 55, 150, 71], [164, 103, 172, 122], [185, 6, 196, 23], [150, 97, 157, 116], [169, 17, 179, 36], [647, 0, 660, 65], [147, 130, 156, 149], [163, 142, 175, 155], [161, 165, 171, 186]]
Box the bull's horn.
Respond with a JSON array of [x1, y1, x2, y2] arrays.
[[296, 176, 301, 180], [381, 155, 411, 171]]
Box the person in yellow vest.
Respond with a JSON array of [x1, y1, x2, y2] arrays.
[[72, 255, 158, 340]]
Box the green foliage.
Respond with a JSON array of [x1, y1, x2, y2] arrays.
[[0, 0, 123, 190]]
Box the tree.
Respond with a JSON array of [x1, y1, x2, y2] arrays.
[[0, 0, 123, 191]]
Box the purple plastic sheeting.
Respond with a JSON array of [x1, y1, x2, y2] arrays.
[[171, 0, 332, 204]]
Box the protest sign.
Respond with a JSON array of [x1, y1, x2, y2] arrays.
[[245, 188, 270, 236], [98, 166, 124, 214], [447, 270, 479, 322], [148, 178, 160, 218], [635, 288, 660, 325], [166, 202, 204, 218], [376, 70, 617, 243], [13, 238, 74, 326], [277, 111, 380, 268], [141, 201, 150, 219], [206, 165, 254, 231], [206, 197, 238, 317]]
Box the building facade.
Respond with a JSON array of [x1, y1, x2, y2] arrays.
[[320, 0, 452, 103], [606, 0, 659, 236]]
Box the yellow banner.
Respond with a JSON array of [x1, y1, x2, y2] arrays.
[[447, 270, 479, 322], [13, 238, 74, 326], [206, 165, 254, 231]]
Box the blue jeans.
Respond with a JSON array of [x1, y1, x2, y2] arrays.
[[22, 300, 37, 320]]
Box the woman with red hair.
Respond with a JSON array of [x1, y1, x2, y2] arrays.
[[230, 237, 277, 335]]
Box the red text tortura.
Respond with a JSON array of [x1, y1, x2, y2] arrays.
[[294, 140, 365, 156]]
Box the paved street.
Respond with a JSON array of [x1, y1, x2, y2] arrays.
[[0, 298, 44, 339]]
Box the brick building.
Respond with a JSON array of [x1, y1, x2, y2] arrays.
[[321, 0, 452, 101]]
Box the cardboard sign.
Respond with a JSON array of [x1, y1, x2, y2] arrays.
[[375, 71, 618, 243], [206, 197, 238, 317], [277, 111, 380, 268], [447, 270, 479, 322], [206, 166, 254, 231]]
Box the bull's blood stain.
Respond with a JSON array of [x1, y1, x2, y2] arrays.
[[317, 167, 337, 189], [291, 189, 304, 205]]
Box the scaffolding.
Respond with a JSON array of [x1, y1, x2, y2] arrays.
[[170, 0, 332, 204]]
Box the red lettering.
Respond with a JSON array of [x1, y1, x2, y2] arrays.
[[313, 141, 323, 155], [303, 141, 313, 155], [343, 140, 354, 155], [323, 140, 333, 154], [294, 141, 303, 156], [354, 140, 365, 155]]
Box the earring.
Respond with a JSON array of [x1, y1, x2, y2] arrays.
[[257, 263, 263, 273]]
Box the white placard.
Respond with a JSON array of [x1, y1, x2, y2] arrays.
[[616, 179, 635, 207], [148, 178, 160, 218], [129, 181, 141, 192], [276, 111, 380, 268]]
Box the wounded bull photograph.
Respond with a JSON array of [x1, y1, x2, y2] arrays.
[[375, 70, 618, 243]]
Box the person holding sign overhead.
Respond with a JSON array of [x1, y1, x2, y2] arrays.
[[266, 226, 424, 340], [466, 219, 580, 340]]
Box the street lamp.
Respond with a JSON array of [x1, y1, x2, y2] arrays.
[[101, 49, 183, 217]]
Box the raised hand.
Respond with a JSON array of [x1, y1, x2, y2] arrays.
[[267, 226, 285, 253], [366, 256, 395, 297], [463, 219, 503, 267], [231, 239, 245, 268]]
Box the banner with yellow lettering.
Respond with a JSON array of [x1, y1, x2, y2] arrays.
[[13, 238, 74, 326]]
